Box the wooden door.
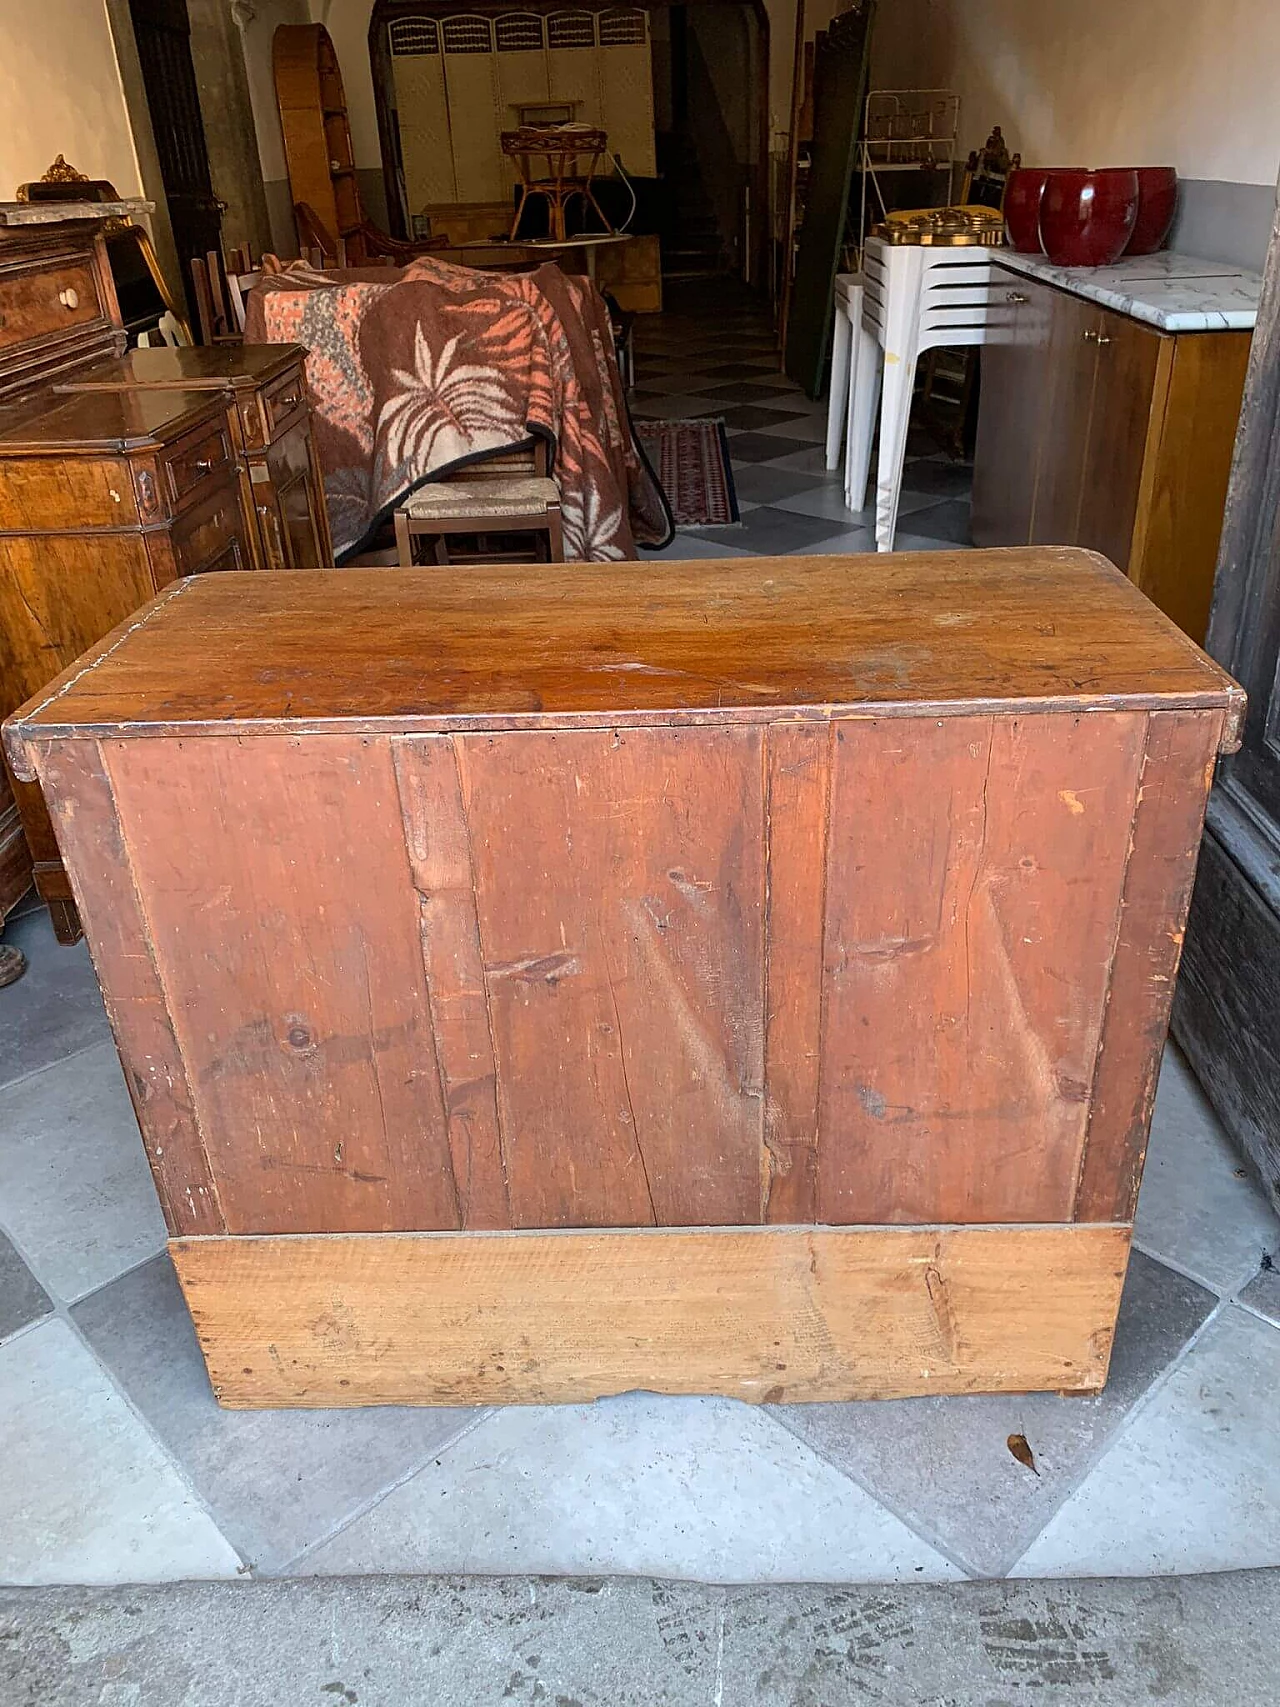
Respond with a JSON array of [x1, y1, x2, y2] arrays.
[[1029, 291, 1099, 546], [1076, 308, 1163, 571], [128, 0, 223, 284], [971, 276, 1054, 546], [1174, 184, 1280, 1214], [261, 424, 328, 568]]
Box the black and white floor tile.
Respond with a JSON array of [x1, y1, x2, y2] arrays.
[[630, 283, 975, 560]]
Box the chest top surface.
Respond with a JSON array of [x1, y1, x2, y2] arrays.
[[4, 549, 1243, 772], [0, 386, 224, 454], [56, 344, 307, 394]]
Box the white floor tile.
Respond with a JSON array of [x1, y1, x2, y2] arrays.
[[1135, 1046, 1280, 1294], [0, 1042, 167, 1303], [1011, 1306, 1280, 1578], [299, 1392, 963, 1584], [0, 1319, 241, 1585]]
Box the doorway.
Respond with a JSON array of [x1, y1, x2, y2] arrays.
[[651, 1, 768, 287], [127, 0, 224, 283]]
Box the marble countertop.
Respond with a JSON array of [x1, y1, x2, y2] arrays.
[[0, 199, 153, 226], [994, 248, 1261, 332]]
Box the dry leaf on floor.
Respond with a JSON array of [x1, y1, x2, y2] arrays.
[[1007, 1432, 1039, 1476]]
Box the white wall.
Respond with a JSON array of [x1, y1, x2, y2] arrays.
[[0, 0, 143, 197], [873, 0, 1280, 186]]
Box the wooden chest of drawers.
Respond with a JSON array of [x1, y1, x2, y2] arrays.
[[0, 212, 334, 942], [5, 551, 1242, 1407], [58, 344, 333, 569], [0, 386, 252, 938]]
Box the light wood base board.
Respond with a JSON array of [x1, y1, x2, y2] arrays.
[[172, 1223, 1131, 1409]]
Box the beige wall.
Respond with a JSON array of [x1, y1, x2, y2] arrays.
[[873, 0, 1280, 185], [0, 0, 143, 198]]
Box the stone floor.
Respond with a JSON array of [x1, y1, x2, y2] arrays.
[[630, 281, 974, 558], [1, 286, 1279, 1592], [6, 1570, 1280, 1706]]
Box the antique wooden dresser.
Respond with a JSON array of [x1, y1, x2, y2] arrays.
[[0, 206, 331, 940], [57, 344, 333, 569], [5, 550, 1242, 1407]]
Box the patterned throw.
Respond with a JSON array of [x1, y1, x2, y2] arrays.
[[634, 418, 740, 527], [246, 257, 672, 561]]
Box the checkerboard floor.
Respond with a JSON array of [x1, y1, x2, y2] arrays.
[[630, 281, 973, 558]]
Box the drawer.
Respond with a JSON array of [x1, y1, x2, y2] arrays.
[[0, 257, 105, 353], [169, 479, 251, 576], [162, 418, 236, 509], [260, 365, 308, 440]]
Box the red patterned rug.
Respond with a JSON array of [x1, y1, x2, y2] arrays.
[[635, 417, 740, 527]]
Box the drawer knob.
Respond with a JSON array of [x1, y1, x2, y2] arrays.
[[193, 458, 214, 474], [1083, 328, 1113, 346], [277, 395, 302, 409], [58, 287, 80, 310], [1005, 291, 1029, 304]]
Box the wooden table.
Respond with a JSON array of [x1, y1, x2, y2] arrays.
[[5, 550, 1242, 1408], [446, 232, 632, 283]]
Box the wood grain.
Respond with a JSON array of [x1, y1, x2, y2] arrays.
[[102, 734, 461, 1236], [453, 726, 767, 1228], [1127, 330, 1251, 645], [171, 1222, 1132, 1407], [1075, 711, 1224, 1221], [31, 739, 224, 1232], [4, 552, 1243, 768], [763, 721, 831, 1222], [391, 737, 510, 1230], [816, 712, 1147, 1224]]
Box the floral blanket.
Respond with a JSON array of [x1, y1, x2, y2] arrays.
[[245, 257, 671, 560]]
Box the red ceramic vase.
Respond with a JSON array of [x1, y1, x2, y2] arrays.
[[1003, 168, 1050, 252], [1125, 166, 1178, 255], [1039, 169, 1140, 267]]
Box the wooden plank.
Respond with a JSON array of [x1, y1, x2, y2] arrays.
[[1127, 331, 1251, 645], [171, 1222, 1132, 1408], [30, 739, 224, 1234], [1076, 711, 1223, 1221], [3, 552, 1243, 770], [391, 736, 510, 1230], [817, 713, 1147, 1225], [453, 726, 767, 1228], [763, 721, 831, 1222], [101, 733, 461, 1236]]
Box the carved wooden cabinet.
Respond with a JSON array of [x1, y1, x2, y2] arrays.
[[973, 267, 1251, 644], [5, 550, 1242, 1409], [0, 210, 333, 942], [58, 344, 333, 569], [0, 204, 133, 929], [0, 386, 252, 938]]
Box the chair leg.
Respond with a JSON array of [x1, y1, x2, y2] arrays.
[[394, 509, 413, 567], [509, 185, 528, 242], [546, 505, 565, 562], [846, 316, 879, 513], [825, 305, 853, 470], [874, 346, 917, 552], [434, 535, 451, 566]]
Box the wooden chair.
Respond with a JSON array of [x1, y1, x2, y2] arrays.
[[394, 441, 563, 566], [189, 253, 241, 346], [293, 201, 447, 269], [501, 126, 614, 242]]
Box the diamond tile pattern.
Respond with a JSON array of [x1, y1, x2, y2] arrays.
[[0, 282, 1277, 1589]]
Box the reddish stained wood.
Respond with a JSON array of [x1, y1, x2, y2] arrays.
[[816, 712, 1147, 1225], [1075, 709, 1225, 1221], [391, 736, 510, 1229], [31, 739, 224, 1234], [101, 733, 460, 1236], [762, 721, 832, 1223], [455, 726, 766, 1228]]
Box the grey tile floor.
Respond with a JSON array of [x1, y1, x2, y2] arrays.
[[2, 290, 1278, 1590], [630, 286, 972, 560]]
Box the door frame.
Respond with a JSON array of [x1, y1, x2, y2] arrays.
[[367, 0, 769, 269], [1171, 174, 1280, 1214]]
